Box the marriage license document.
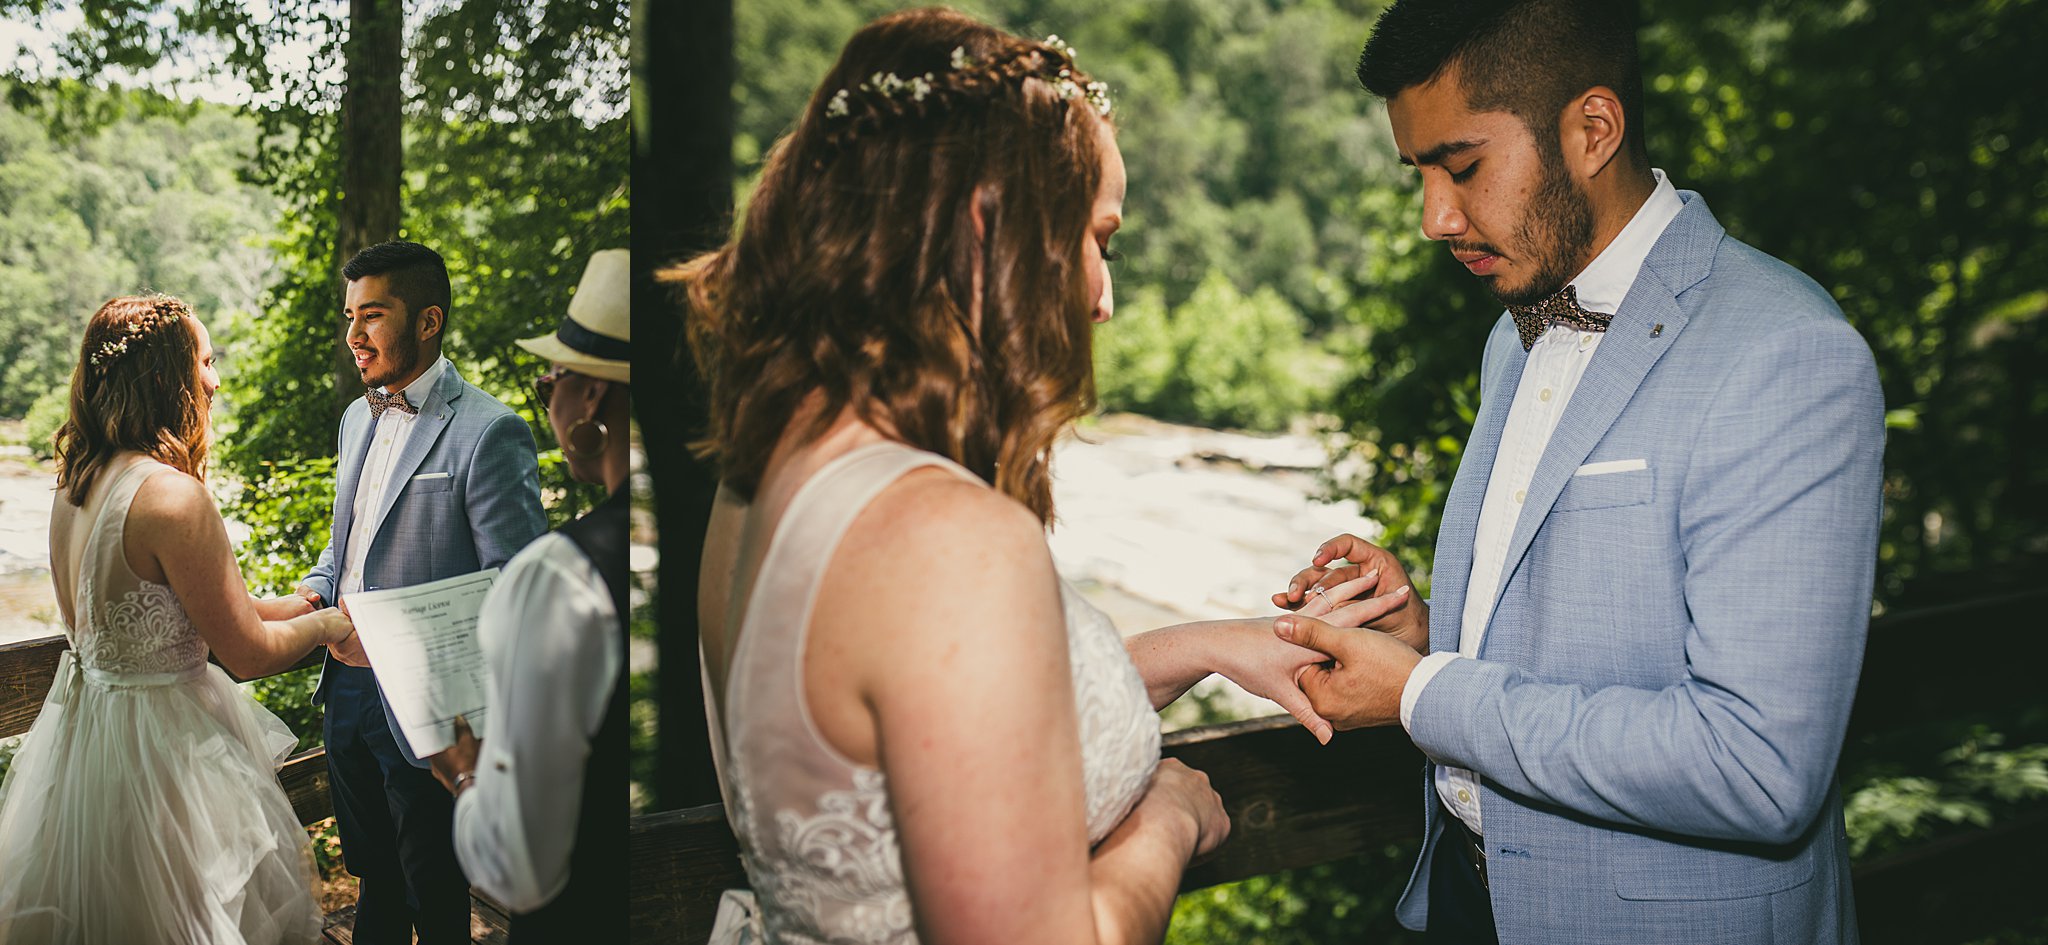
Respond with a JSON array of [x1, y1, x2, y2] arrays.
[[344, 569, 498, 756]]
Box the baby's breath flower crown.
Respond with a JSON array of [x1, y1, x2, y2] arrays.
[[815, 33, 1111, 162], [88, 295, 191, 370]]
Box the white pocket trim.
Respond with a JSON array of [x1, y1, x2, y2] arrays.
[[1574, 458, 1648, 477], [411, 471, 452, 481]]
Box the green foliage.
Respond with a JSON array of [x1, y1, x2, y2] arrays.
[[22, 385, 69, 461], [1094, 271, 1328, 432], [306, 817, 345, 880], [223, 456, 337, 597], [1170, 845, 1421, 945], [1644, 0, 2048, 601], [1845, 728, 2048, 860], [0, 85, 274, 420]]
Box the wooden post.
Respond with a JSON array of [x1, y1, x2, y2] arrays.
[[631, 0, 730, 811], [334, 0, 405, 419]]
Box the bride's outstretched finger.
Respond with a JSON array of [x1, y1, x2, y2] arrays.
[[1276, 563, 1369, 611], [1275, 565, 1332, 609], [1295, 569, 1382, 619], [1322, 584, 1414, 630]]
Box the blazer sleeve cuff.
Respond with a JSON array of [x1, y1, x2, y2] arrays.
[[1400, 651, 1461, 735], [1407, 656, 1516, 770]]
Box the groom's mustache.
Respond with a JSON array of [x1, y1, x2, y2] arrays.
[[1446, 240, 1504, 260]]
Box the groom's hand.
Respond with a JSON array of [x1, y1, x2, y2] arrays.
[[293, 585, 323, 609], [1274, 533, 1428, 652], [328, 597, 372, 668], [1274, 614, 1421, 731]]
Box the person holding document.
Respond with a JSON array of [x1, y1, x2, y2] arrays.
[[425, 250, 630, 944], [296, 240, 548, 945]]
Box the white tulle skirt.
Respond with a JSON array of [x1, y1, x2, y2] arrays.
[[0, 652, 322, 945]]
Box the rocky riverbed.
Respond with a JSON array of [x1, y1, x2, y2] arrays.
[[0, 446, 60, 645]]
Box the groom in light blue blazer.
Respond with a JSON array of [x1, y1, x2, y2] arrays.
[[296, 240, 547, 945], [1276, 2, 1884, 942]]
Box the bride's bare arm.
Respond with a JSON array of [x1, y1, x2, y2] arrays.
[[127, 470, 353, 678], [1121, 570, 1415, 746], [813, 474, 1226, 945]]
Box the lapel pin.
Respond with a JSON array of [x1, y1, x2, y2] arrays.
[[1650, 323, 1664, 337]]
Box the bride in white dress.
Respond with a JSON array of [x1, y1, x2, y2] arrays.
[[677, 11, 1410, 944], [0, 295, 357, 944]]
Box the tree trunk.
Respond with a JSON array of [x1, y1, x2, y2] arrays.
[[633, 0, 730, 811], [334, 0, 405, 416]]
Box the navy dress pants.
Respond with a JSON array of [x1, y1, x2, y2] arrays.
[[324, 662, 471, 945]]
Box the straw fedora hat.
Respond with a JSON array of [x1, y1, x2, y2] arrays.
[[516, 249, 629, 383]]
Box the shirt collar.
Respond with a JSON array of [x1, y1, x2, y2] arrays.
[[383, 355, 449, 405], [1565, 168, 1684, 315]]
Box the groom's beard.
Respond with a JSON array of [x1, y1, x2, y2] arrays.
[[356, 324, 422, 390], [1485, 149, 1596, 308]]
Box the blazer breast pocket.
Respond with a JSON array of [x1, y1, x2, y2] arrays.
[[1551, 461, 1654, 513], [403, 471, 455, 496]]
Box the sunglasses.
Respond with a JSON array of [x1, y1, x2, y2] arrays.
[[533, 367, 579, 411]]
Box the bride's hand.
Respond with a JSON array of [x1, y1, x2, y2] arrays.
[[1212, 621, 1339, 745], [262, 594, 316, 620], [1141, 759, 1230, 859], [1271, 533, 1428, 652]]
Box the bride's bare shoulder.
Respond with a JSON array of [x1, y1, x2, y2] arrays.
[[125, 464, 211, 521], [849, 466, 1044, 567], [119, 464, 219, 584], [820, 466, 1058, 643]]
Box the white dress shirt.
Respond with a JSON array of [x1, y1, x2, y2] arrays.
[[1399, 170, 1685, 837], [338, 355, 449, 597], [451, 531, 624, 912]]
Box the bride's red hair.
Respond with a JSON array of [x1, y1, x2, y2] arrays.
[[53, 295, 211, 506], [669, 7, 1108, 524]]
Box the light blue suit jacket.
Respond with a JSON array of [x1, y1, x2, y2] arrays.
[[303, 362, 548, 767], [1395, 192, 1883, 943]]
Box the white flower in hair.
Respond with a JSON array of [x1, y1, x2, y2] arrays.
[[820, 33, 1109, 122]]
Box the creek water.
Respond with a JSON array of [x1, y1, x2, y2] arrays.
[[0, 452, 61, 646]]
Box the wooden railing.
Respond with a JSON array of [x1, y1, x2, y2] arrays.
[[0, 642, 334, 822], [0, 640, 512, 943], [6, 589, 2043, 943], [624, 588, 2048, 945]]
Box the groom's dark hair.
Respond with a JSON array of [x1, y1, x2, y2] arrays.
[[343, 240, 453, 329], [1357, 0, 1647, 167]]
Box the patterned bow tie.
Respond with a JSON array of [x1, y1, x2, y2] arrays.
[[1509, 284, 1611, 351], [366, 387, 418, 420]]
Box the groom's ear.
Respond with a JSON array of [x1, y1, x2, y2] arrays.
[[415, 305, 446, 343], [1564, 85, 1629, 179]]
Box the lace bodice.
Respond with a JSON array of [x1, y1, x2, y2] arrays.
[[705, 442, 1160, 945], [68, 459, 209, 676]]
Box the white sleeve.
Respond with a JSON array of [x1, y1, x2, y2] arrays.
[[452, 534, 622, 912]]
